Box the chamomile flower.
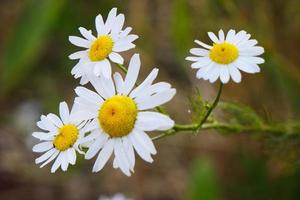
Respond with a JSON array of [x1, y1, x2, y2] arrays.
[[73, 54, 176, 176], [68, 8, 138, 84], [32, 102, 87, 173], [186, 29, 265, 83], [98, 193, 133, 200]]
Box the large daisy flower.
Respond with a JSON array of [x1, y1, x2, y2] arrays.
[[186, 29, 264, 83], [73, 54, 176, 176], [32, 102, 88, 173], [68, 8, 138, 84]]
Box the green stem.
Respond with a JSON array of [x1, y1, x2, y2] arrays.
[[152, 121, 300, 141], [196, 82, 223, 130], [152, 83, 223, 141]]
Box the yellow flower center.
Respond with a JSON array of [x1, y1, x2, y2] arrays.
[[53, 124, 79, 151], [98, 95, 138, 138], [209, 42, 239, 64], [89, 36, 113, 61]]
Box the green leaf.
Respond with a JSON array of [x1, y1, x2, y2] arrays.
[[188, 158, 221, 200], [0, 0, 67, 94], [188, 88, 211, 125], [219, 101, 264, 127]]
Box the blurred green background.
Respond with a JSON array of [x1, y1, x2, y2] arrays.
[[1, 0, 300, 199]]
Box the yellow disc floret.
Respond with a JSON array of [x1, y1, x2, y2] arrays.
[[89, 36, 113, 61], [98, 95, 138, 138], [209, 42, 239, 64], [53, 124, 79, 151]]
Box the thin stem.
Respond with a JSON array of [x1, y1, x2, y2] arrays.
[[152, 83, 223, 141], [116, 63, 128, 74], [196, 82, 223, 130], [152, 121, 300, 141]]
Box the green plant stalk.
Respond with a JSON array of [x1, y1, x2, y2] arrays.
[[152, 83, 223, 140], [152, 121, 299, 141]]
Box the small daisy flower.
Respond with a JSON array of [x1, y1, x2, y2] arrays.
[[98, 193, 133, 200], [68, 8, 138, 84], [186, 29, 265, 83], [73, 54, 176, 176], [32, 102, 87, 173]]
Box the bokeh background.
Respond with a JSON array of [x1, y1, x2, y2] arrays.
[[1, 0, 300, 199]]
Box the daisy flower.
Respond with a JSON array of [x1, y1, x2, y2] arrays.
[[68, 8, 138, 84], [98, 193, 133, 200], [186, 29, 265, 83], [73, 54, 176, 176], [32, 102, 87, 173]]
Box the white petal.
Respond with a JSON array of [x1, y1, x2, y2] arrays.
[[120, 27, 132, 37], [40, 150, 59, 168], [103, 8, 117, 34], [88, 75, 111, 99], [135, 82, 171, 100], [235, 58, 261, 73], [129, 68, 159, 98], [79, 27, 96, 41], [95, 14, 106, 36], [225, 29, 236, 42], [113, 72, 124, 94], [137, 89, 176, 110], [132, 131, 156, 154], [218, 29, 225, 42], [122, 137, 135, 170], [47, 114, 63, 128], [129, 133, 153, 163], [32, 131, 55, 140], [190, 48, 209, 56], [92, 139, 115, 172], [239, 47, 264, 56], [32, 142, 53, 153], [75, 86, 103, 106], [35, 148, 56, 164], [112, 43, 135, 52], [111, 14, 125, 36], [196, 63, 214, 79], [60, 152, 69, 171], [219, 67, 230, 83], [109, 52, 124, 64], [208, 32, 220, 43], [68, 50, 87, 60], [190, 57, 211, 69], [228, 64, 241, 83], [59, 102, 70, 124], [122, 54, 140, 95], [114, 138, 131, 176], [51, 152, 63, 173], [77, 129, 101, 145], [194, 40, 212, 49], [135, 111, 174, 131], [37, 115, 57, 132], [93, 59, 111, 78], [89, 72, 115, 98], [67, 148, 76, 165], [85, 135, 107, 159], [69, 36, 91, 48], [208, 66, 220, 83], [246, 57, 265, 64]]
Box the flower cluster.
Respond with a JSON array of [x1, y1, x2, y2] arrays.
[[32, 8, 264, 176]]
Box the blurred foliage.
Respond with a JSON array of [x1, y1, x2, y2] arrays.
[[0, 0, 67, 94], [187, 158, 221, 200], [219, 101, 264, 127]]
